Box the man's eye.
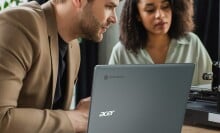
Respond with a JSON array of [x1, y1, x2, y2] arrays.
[[106, 5, 113, 9]]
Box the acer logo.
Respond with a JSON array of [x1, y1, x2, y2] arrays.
[[99, 110, 115, 117]]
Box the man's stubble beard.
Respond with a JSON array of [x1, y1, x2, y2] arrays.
[[80, 6, 103, 42]]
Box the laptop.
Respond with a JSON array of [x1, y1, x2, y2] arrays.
[[87, 64, 195, 133]]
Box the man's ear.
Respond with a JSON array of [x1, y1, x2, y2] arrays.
[[72, 0, 81, 8], [72, 0, 87, 8]]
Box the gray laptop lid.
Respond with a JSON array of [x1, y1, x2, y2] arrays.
[[87, 64, 194, 133]]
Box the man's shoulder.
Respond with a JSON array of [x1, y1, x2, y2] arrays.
[[0, 1, 50, 55], [0, 1, 45, 26], [0, 1, 49, 41]]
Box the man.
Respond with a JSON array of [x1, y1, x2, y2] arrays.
[[0, 0, 120, 132]]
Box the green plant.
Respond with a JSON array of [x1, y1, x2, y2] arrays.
[[0, 0, 22, 11]]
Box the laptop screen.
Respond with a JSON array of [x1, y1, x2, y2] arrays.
[[87, 64, 194, 133]]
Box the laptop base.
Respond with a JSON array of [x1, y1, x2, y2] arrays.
[[184, 101, 220, 128]]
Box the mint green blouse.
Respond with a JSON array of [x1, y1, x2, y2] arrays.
[[108, 32, 213, 85]]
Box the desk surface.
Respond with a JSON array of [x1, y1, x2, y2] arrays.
[[182, 125, 220, 133]]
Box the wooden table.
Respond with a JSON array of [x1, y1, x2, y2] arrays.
[[182, 125, 220, 133]]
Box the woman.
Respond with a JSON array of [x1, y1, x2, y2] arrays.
[[109, 0, 212, 85]]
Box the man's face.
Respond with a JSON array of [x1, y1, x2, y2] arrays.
[[80, 0, 119, 42]]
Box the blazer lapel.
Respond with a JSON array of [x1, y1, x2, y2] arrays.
[[42, 2, 81, 109], [42, 2, 59, 108], [64, 39, 80, 109]]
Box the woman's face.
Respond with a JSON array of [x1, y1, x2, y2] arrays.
[[137, 0, 172, 36]]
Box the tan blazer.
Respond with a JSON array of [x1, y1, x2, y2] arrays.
[[0, 1, 80, 133]]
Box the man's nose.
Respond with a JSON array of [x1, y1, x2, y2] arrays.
[[109, 10, 118, 24]]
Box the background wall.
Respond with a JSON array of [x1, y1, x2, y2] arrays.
[[0, 0, 28, 10], [98, 0, 125, 64]]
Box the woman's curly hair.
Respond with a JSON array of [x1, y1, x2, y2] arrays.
[[119, 0, 194, 54]]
